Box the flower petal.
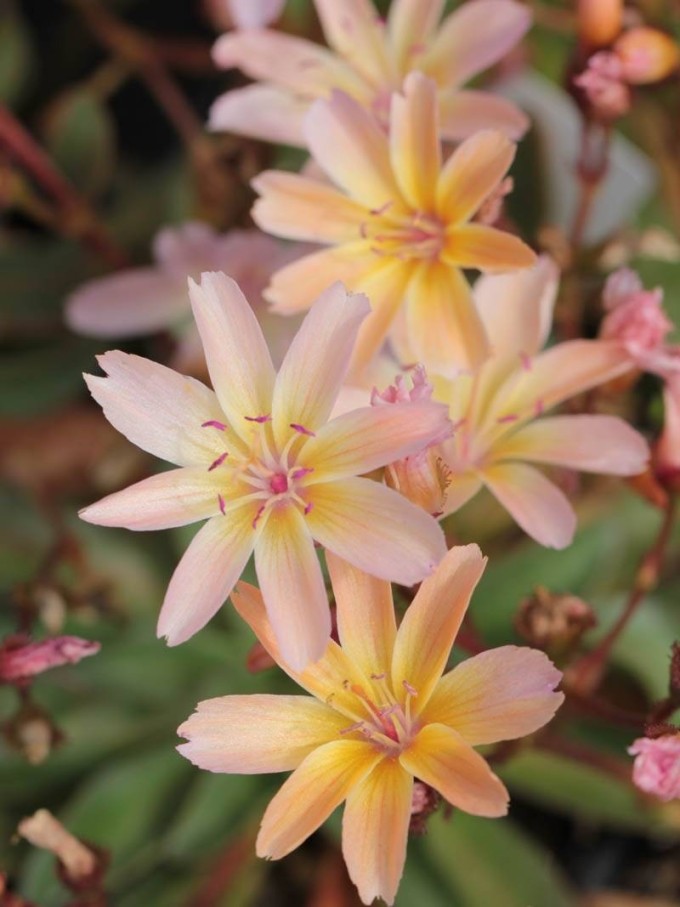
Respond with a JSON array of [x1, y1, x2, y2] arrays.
[[302, 400, 451, 480], [423, 646, 564, 745], [79, 467, 219, 530], [481, 461, 576, 549], [256, 739, 381, 859], [445, 223, 536, 272], [177, 693, 345, 773], [272, 282, 370, 444], [422, 0, 532, 87], [342, 758, 412, 907], [389, 72, 441, 211], [499, 414, 649, 475], [406, 262, 490, 376], [304, 92, 402, 209], [85, 351, 224, 467], [255, 505, 331, 671], [188, 272, 275, 441], [314, 0, 392, 86], [252, 171, 366, 244], [66, 270, 187, 338], [305, 477, 446, 587], [209, 84, 308, 146], [400, 723, 509, 817], [157, 508, 255, 645], [436, 129, 516, 225], [391, 544, 486, 706], [387, 0, 445, 70], [438, 89, 530, 142], [227, 0, 285, 29], [326, 552, 396, 678]]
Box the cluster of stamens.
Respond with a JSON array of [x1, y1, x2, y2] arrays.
[[361, 205, 445, 262], [338, 673, 418, 753]]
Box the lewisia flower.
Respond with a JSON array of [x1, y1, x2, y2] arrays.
[[210, 0, 531, 147], [253, 72, 536, 377], [629, 735, 680, 802], [79, 274, 450, 669], [391, 258, 649, 548], [66, 223, 304, 370], [178, 545, 564, 905]]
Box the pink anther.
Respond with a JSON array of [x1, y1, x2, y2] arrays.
[[208, 451, 229, 471], [244, 414, 272, 423], [290, 423, 316, 437], [202, 420, 226, 431]]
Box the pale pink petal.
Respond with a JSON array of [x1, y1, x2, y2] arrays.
[[265, 243, 373, 314], [254, 505, 331, 671], [658, 376, 680, 478], [305, 477, 446, 587], [423, 646, 564, 744], [212, 30, 368, 99], [342, 759, 412, 907], [302, 401, 451, 480], [85, 351, 224, 466], [79, 467, 219, 530], [400, 723, 508, 817], [436, 130, 516, 225], [438, 89, 530, 142], [422, 0, 532, 87], [272, 283, 370, 444], [481, 461, 576, 549], [406, 262, 490, 376], [314, 0, 392, 87], [227, 0, 285, 29], [157, 508, 255, 645], [387, 0, 445, 70], [304, 92, 402, 209], [209, 84, 307, 146], [439, 468, 483, 517], [498, 415, 649, 475], [66, 270, 187, 338], [445, 223, 536, 272], [152, 222, 223, 277], [326, 552, 396, 678], [188, 273, 275, 439], [389, 73, 441, 211], [391, 544, 486, 706], [473, 256, 559, 359], [256, 739, 381, 859], [177, 694, 345, 773], [252, 171, 365, 244]]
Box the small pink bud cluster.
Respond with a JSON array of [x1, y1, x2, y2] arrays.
[[601, 269, 672, 360], [0, 636, 100, 683], [629, 734, 680, 802]]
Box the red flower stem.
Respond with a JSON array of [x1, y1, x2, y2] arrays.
[[570, 118, 612, 250]]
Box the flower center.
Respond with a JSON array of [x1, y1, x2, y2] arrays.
[[269, 473, 289, 495], [361, 207, 445, 262], [339, 673, 419, 754]]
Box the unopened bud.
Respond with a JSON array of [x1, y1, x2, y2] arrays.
[[409, 781, 441, 836], [655, 377, 680, 493], [577, 0, 623, 48], [3, 702, 62, 765], [17, 810, 104, 890], [515, 587, 597, 654], [615, 27, 680, 84], [0, 635, 100, 684], [385, 449, 452, 518]]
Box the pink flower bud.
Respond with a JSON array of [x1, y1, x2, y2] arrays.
[[600, 268, 673, 363], [615, 27, 680, 85], [656, 375, 680, 490], [385, 449, 453, 518], [574, 52, 631, 120], [629, 735, 680, 801], [0, 636, 100, 683], [371, 364, 433, 406], [577, 0, 623, 48]]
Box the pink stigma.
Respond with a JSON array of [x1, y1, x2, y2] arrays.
[[202, 420, 226, 431], [270, 473, 288, 495], [208, 451, 229, 471], [290, 423, 315, 437], [244, 414, 272, 423]]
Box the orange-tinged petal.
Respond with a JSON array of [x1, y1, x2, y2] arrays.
[[436, 129, 516, 224], [423, 646, 564, 745], [209, 83, 308, 146], [254, 505, 331, 671], [85, 351, 224, 467], [256, 739, 381, 859], [314, 0, 393, 87], [304, 91, 402, 209], [326, 552, 396, 679], [178, 694, 347, 773], [188, 273, 275, 443], [400, 723, 509, 817], [272, 283, 370, 445], [252, 170, 366, 244], [157, 507, 255, 645], [438, 88, 529, 142], [348, 258, 410, 380], [439, 468, 483, 517], [389, 73, 441, 211], [305, 477, 446, 587], [387, 0, 445, 70], [342, 758, 412, 907], [445, 223, 536, 272], [391, 544, 486, 707], [405, 262, 490, 376], [498, 414, 649, 475], [480, 461, 576, 549]]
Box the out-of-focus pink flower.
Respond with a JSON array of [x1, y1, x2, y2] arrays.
[[629, 735, 680, 802], [656, 374, 680, 489], [574, 52, 631, 120], [210, 0, 531, 147], [66, 223, 305, 369], [600, 268, 679, 375], [203, 0, 285, 31], [0, 636, 100, 683], [253, 74, 535, 379], [80, 273, 450, 670], [178, 547, 563, 906]]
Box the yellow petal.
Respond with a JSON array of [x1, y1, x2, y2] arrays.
[[436, 130, 516, 224], [444, 223, 536, 272], [389, 73, 441, 211]]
